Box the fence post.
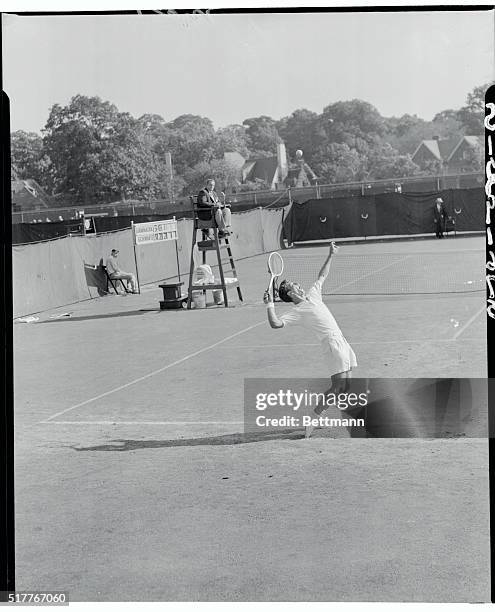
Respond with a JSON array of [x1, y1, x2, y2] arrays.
[[254, 192, 257, 205], [361, 183, 365, 196], [436, 177, 441, 191]]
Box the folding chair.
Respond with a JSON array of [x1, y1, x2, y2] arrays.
[[103, 266, 130, 294]]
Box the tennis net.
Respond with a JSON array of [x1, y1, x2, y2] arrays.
[[276, 249, 485, 296]]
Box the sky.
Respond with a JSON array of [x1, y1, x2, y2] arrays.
[[2, 9, 494, 134]]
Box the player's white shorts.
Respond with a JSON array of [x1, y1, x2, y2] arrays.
[[321, 334, 357, 377]]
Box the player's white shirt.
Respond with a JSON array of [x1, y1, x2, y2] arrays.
[[279, 278, 357, 375], [280, 278, 342, 340]]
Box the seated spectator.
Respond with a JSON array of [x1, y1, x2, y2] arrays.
[[105, 248, 138, 293], [196, 178, 232, 237]]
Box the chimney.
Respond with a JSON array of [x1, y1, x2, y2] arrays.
[[276, 142, 288, 183], [165, 151, 173, 178], [432, 135, 440, 141]]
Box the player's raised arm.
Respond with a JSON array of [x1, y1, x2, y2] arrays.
[[317, 241, 339, 282], [263, 291, 284, 329]]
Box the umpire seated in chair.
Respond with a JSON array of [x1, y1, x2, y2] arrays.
[[197, 178, 232, 238]]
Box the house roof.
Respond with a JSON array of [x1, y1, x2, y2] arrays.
[[418, 140, 441, 160], [463, 135, 482, 147], [242, 156, 278, 184], [12, 180, 27, 194], [241, 160, 256, 182], [412, 136, 481, 163], [224, 151, 246, 168], [11, 179, 50, 208], [437, 138, 459, 160], [447, 135, 483, 161]]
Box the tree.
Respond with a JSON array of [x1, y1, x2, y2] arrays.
[[387, 114, 422, 138], [242, 116, 281, 156], [366, 143, 420, 180], [432, 109, 460, 124], [137, 113, 171, 152], [276, 108, 319, 161], [318, 100, 386, 146], [42, 95, 169, 203], [166, 114, 216, 173], [183, 158, 240, 194], [10, 130, 47, 184], [417, 158, 444, 175], [214, 124, 250, 159], [162, 172, 187, 202], [310, 100, 392, 178], [457, 82, 492, 134], [93, 113, 168, 201], [461, 140, 483, 172], [383, 111, 463, 155], [311, 143, 365, 184], [42, 95, 121, 198], [431, 111, 464, 140], [138, 113, 167, 133]]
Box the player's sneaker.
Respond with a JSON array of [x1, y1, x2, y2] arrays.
[[305, 409, 323, 439], [305, 424, 315, 439]]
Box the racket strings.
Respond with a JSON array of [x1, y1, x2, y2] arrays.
[[268, 252, 284, 276]]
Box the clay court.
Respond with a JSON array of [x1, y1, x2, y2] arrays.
[[14, 235, 489, 601]]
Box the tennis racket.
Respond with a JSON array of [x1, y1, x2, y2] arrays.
[[267, 252, 284, 295]]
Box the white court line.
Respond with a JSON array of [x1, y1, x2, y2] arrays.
[[323, 255, 413, 292], [42, 421, 244, 426], [38, 255, 438, 425], [233, 339, 458, 348], [40, 320, 265, 423], [452, 305, 486, 340]]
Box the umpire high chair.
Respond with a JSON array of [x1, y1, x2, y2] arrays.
[[187, 196, 243, 309]]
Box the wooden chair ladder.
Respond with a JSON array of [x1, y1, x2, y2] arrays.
[[187, 196, 243, 308]]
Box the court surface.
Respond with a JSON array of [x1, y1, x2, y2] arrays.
[[14, 235, 489, 601]]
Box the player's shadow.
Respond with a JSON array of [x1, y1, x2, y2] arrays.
[[70, 379, 485, 452], [71, 429, 306, 451]]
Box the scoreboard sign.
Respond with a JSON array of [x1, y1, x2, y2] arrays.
[[133, 218, 178, 245]]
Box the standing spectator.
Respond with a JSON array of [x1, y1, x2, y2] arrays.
[[433, 197, 448, 239]]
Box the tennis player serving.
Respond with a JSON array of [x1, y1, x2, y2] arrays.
[[263, 241, 357, 438]]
